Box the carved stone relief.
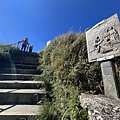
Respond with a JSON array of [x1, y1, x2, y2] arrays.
[[86, 14, 120, 62], [93, 26, 120, 54]]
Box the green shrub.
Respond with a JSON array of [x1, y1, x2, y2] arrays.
[[0, 43, 20, 63], [37, 31, 104, 120]]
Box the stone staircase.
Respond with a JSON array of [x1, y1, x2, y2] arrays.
[[0, 51, 46, 120]]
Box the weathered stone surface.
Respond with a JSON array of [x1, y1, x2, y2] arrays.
[[79, 93, 120, 120], [101, 61, 120, 99], [86, 14, 120, 62]]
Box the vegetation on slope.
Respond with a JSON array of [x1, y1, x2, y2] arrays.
[[37, 32, 105, 120], [0, 43, 19, 63]]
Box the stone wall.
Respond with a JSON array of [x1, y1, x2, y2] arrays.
[[79, 93, 120, 120]]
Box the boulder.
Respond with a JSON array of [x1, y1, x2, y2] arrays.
[[79, 93, 120, 120]]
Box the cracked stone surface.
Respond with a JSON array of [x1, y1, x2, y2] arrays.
[[79, 93, 120, 120]]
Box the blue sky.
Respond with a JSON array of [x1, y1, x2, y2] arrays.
[[0, 0, 120, 52]]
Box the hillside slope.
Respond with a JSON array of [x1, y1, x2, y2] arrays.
[[37, 32, 108, 119]]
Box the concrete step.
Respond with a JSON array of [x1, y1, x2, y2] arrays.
[[0, 74, 34, 80], [0, 52, 39, 68], [11, 56, 39, 62], [10, 51, 39, 58], [0, 80, 44, 89], [0, 68, 42, 74], [2, 56, 39, 63], [9, 54, 39, 62], [12, 61, 39, 65], [0, 79, 38, 81], [11, 56, 39, 65], [0, 63, 37, 69], [0, 105, 40, 120], [0, 89, 46, 104]]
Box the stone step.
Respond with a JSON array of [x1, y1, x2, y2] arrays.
[[0, 52, 39, 62], [0, 52, 39, 68], [0, 63, 37, 69], [13, 61, 39, 65], [0, 74, 34, 80], [11, 56, 39, 61], [3, 55, 39, 62], [0, 105, 40, 120], [9, 57, 39, 64], [0, 80, 44, 89], [10, 51, 39, 58], [0, 68, 42, 74], [0, 79, 39, 82], [8, 55, 38, 61], [0, 89, 46, 104]]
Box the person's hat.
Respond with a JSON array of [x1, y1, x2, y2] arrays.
[[25, 37, 29, 40]]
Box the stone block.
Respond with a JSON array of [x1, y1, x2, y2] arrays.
[[101, 61, 120, 99]]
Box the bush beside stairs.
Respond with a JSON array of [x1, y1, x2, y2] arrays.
[[0, 51, 46, 120]]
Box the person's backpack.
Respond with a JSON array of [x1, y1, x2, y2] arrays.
[[29, 45, 33, 52]]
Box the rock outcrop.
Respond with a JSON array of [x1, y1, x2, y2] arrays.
[[79, 93, 120, 120]]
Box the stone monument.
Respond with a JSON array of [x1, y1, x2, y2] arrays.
[[86, 14, 120, 100]]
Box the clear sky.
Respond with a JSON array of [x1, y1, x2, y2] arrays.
[[0, 0, 120, 52]]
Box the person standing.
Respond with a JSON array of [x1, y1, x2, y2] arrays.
[[18, 37, 29, 52]]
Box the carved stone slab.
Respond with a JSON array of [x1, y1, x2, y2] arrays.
[[86, 14, 120, 62]]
